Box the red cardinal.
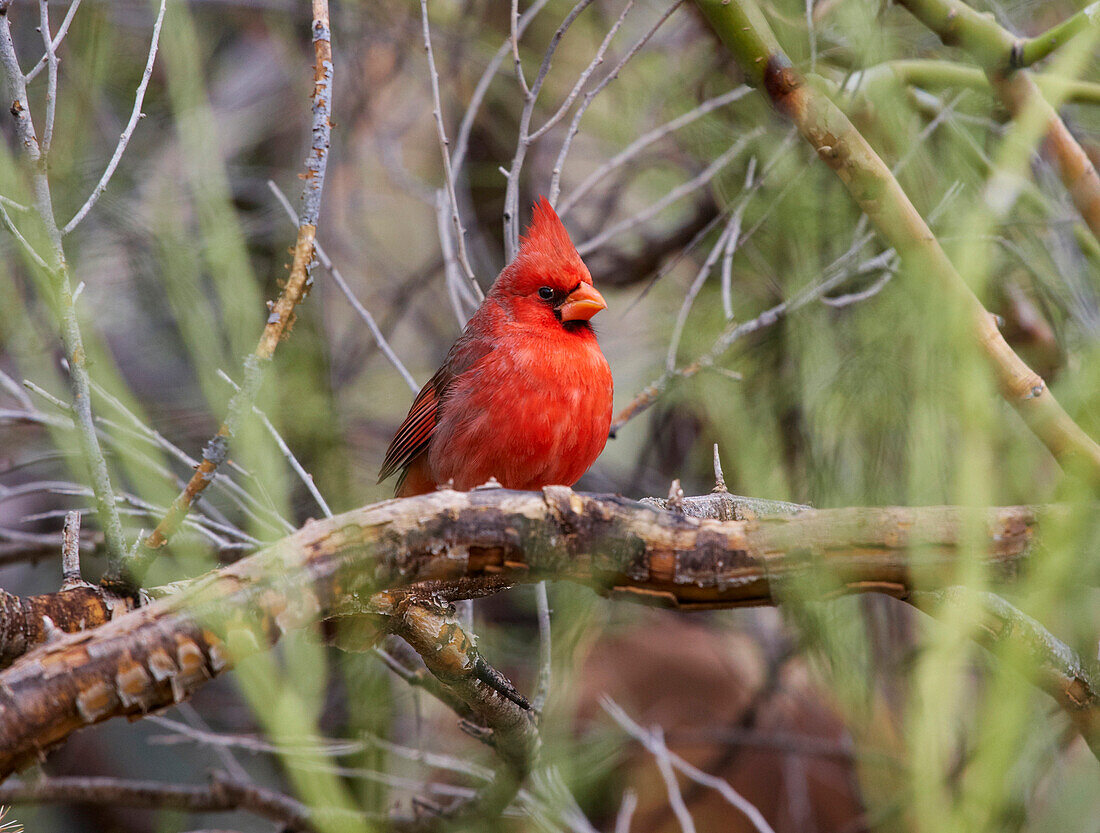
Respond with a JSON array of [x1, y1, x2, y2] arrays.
[[380, 198, 612, 497]]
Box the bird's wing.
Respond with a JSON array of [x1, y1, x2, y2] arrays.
[[377, 366, 449, 484], [378, 331, 492, 487]]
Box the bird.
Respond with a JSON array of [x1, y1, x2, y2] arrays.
[[379, 197, 613, 498]]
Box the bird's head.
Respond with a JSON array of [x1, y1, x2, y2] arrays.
[[492, 197, 607, 331]]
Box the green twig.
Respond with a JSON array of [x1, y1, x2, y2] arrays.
[[693, 0, 1100, 482], [0, 6, 130, 585]]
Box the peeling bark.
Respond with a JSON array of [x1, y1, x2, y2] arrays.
[[0, 487, 1040, 777]]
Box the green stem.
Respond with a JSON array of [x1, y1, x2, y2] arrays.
[[896, 0, 1100, 247], [1017, 1, 1100, 68], [693, 0, 1100, 482], [833, 59, 1100, 106]]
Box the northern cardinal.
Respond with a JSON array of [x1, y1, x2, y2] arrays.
[[380, 198, 613, 497]]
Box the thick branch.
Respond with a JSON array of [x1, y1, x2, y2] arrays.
[[694, 0, 1100, 483], [911, 587, 1100, 759], [0, 487, 1041, 778]]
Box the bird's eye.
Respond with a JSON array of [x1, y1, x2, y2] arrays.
[[538, 286, 554, 301]]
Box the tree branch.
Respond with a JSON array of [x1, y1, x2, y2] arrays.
[[0, 487, 1044, 778], [0, 2, 129, 582], [133, 0, 334, 573], [896, 0, 1100, 246], [693, 0, 1100, 483]]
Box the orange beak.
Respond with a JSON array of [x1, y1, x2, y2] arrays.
[[559, 283, 607, 322]]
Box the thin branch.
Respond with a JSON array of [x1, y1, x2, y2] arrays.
[[613, 233, 884, 434], [527, 0, 636, 143], [23, 0, 80, 82], [557, 86, 751, 218], [419, 0, 483, 301], [61, 0, 166, 235], [0, 774, 326, 832], [602, 697, 776, 833], [835, 59, 1100, 107], [451, 0, 554, 175], [648, 724, 696, 833], [548, 0, 684, 207], [0, 201, 49, 270], [133, 0, 334, 573], [576, 126, 760, 256], [503, 0, 597, 260], [0, 5, 129, 579], [215, 370, 332, 519], [37, 0, 57, 156], [532, 581, 552, 714], [268, 180, 418, 392]]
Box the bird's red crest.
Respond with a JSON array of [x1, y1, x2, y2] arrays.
[[522, 197, 574, 256], [508, 197, 591, 292]]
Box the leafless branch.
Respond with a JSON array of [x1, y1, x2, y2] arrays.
[[419, 0, 483, 301], [602, 697, 777, 833], [268, 180, 419, 393], [61, 0, 166, 235], [133, 0, 334, 573]]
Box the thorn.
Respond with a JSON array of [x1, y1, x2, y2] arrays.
[[41, 615, 65, 644], [712, 444, 728, 493], [667, 479, 684, 513]]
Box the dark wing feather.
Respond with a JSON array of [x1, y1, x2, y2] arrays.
[[377, 327, 493, 487], [378, 366, 448, 484]]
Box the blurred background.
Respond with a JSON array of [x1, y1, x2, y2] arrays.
[[0, 0, 1098, 830]]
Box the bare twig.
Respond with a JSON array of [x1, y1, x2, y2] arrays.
[[0, 774, 327, 832], [614, 789, 638, 833], [0, 5, 129, 581], [215, 371, 332, 519], [419, 0, 483, 301], [651, 724, 697, 833], [527, 0, 636, 143], [576, 127, 760, 256], [451, 0, 554, 175], [267, 181, 418, 393], [133, 0, 334, 572], [548, 0, 685, 208], [61, 0, 166, 235], [532, 581, 552, 714], [23, 0, 80, 82], [557, 86, 751, 218], [602, 697, 777, 833], [503, 0, 596, 259], [37, 0, 57, 156]]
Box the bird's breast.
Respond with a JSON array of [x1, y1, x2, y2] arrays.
[[428, 330, 612, 491]]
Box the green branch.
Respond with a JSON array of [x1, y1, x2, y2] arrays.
[[693, 0, 1100, 482]]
